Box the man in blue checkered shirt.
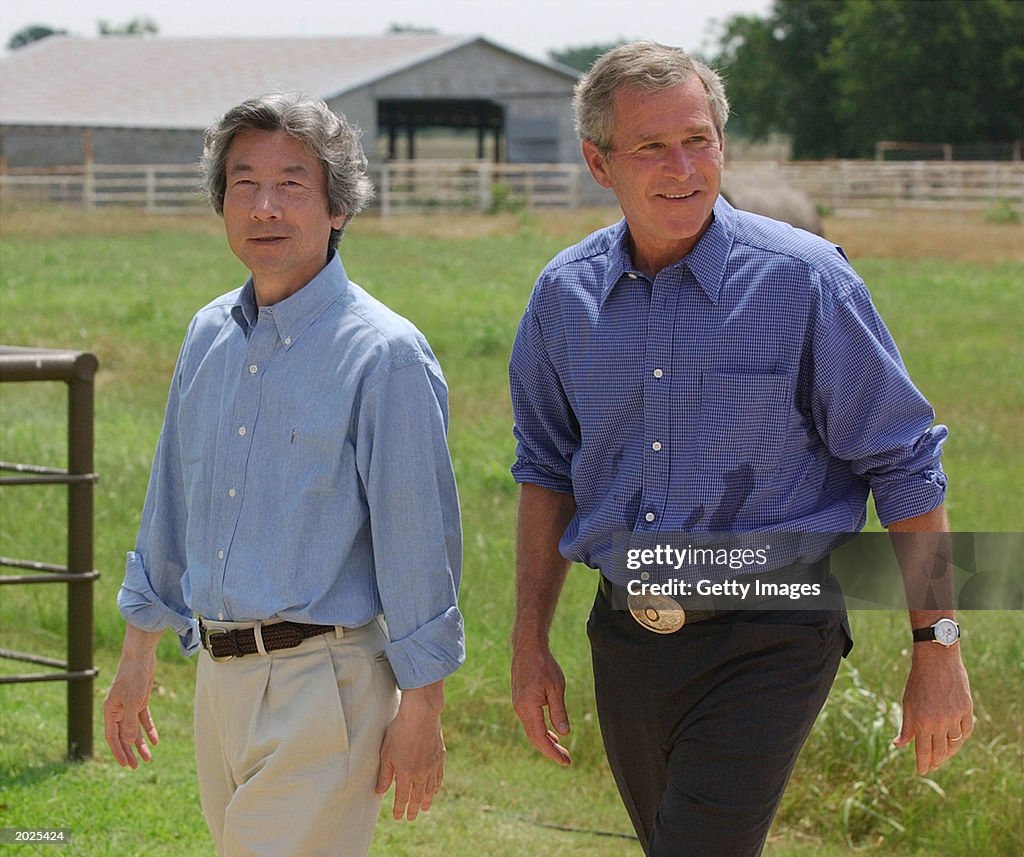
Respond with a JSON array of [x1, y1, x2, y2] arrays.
[[509, 41, 972, 856]]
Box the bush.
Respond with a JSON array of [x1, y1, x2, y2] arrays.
[[486, 182, 526, 215], [983, 199, 1021, 224]]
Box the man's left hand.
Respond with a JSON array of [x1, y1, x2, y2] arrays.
[[893, 644, 973, 774], [375, 681, 446, 821]]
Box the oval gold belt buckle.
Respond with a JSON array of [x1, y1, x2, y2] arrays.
[[626, 592, 686, 634]]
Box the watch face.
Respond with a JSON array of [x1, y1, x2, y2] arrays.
[[934, 618, 959, 645]]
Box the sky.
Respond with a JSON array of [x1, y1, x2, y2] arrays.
[[1, 0, 772, 62]]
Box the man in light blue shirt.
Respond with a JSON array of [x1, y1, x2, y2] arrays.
[[103, 93, 464, 857]]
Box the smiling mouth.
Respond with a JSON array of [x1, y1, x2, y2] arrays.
[[659, 191, 697, 200]]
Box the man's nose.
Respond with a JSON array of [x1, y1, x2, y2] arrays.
[[251, 185, 281, 219], [663, 142, 695, 177]]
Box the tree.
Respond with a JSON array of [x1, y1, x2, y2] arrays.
[[387, 23, 439, 35], [7, 24, 66, 50], [98, 16, 159, 36], [714, 0, 1024, 158], [715, 1, 851, 158], [830, 0, 1023, 154], [548, 42, 624, 72]]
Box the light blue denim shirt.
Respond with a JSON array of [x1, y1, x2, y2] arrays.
[[118, 252, 464, 689]]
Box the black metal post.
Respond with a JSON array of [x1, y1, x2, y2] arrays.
[[66, 353, 97, 760]]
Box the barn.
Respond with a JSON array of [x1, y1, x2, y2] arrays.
[[0, 34, 581, 169]]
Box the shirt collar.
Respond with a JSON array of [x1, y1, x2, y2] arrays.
[[685, 197, 736, 306], [600, 196, 737, 307], [599, 220, 636, 306], [230, 251, 350, 348]]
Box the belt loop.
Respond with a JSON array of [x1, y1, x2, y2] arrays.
[[334, 625, 345, 640], [253, 622, 268, 656]]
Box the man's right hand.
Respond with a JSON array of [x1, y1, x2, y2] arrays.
[[103, 625, 163, 769], [511, 639, 572, 766], [511, 484, 576, 767]]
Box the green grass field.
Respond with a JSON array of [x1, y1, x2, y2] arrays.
[[0, 206, 1021, 856]]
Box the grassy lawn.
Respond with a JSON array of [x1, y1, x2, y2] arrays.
[[0, 206, 1021, 856]]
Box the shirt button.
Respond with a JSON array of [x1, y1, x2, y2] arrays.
[[217, 549, 224, 560], [652, 441, 662, 451], [653, 368, 664, 378], [284, 337, 292, 346], [217, 612, 225, 621], [228, 488, 236, 498], [238, 426, 246, 437], [627, 273, 638, 280], [645, 512, 656, 523], [249, 364, 258, 374]]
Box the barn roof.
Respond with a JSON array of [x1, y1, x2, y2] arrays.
[[0, 34, 577, 129]]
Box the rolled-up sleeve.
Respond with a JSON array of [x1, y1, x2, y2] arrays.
[[809, 273, 947, 526], [358, 350, 464, 689], [117, 335, 198, 655], [119, 551, 199, 654]]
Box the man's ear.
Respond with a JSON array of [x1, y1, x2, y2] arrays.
[[581, 140, 613, 189]]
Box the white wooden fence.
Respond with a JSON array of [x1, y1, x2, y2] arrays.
[[375, 161, 589, 214], [0, 164, 203, 211], [771, 160, 1024, 214], [2, 160, 1022, 215]]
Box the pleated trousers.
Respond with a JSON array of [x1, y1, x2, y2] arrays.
[[193, 618, 399, 857]]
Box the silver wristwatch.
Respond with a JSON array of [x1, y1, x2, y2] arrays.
[[912, 617, 960, 646]]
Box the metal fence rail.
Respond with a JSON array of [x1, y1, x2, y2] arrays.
[[0, 346, 100, 760]]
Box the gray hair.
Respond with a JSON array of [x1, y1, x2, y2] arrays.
[[573, 41, 730, 152], [200, 92, 375, 249]]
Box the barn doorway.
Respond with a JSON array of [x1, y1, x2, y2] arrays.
[[377, 98, 505, 162]]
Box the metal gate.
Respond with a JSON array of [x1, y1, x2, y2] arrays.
[[0, 346, 99, 760]]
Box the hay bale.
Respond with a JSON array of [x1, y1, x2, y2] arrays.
[[722, 169, 824, 237]]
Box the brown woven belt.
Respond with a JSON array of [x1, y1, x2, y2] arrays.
[[199, 619, 335, 661]]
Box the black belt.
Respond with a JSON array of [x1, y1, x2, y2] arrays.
[[199, 619, 335, 661]]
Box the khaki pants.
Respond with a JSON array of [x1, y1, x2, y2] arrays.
[[194, 618, 400, 857]]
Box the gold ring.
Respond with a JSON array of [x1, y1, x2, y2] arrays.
[[949, 733, 963, 742]]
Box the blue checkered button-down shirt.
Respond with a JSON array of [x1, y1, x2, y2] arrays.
[[509, 198, 947, 578]]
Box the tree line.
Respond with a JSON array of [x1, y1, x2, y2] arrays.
[[550, 0, 1022, 160]]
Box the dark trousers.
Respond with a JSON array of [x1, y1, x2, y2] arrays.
[[587, 582, 847, 857]]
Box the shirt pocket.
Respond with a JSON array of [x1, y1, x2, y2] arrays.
[[697, 372, 791, 473], [284, 425, 349, 498]]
